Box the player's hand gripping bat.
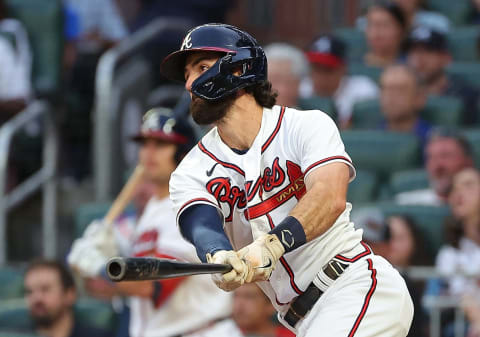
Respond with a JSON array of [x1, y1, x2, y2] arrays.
[[106, 257, 233, 281]]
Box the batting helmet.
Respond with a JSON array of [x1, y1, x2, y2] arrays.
[[160, 23, 267, 101], [132, 108, 197, 163]]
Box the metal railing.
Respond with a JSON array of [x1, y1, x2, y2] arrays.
[[93, 18, 191, 202], [0, 101, 58, 264]]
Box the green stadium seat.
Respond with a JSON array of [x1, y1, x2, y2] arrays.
[[298, 96, 338, 122], [447, 26, 480, 62], [462, 128, 480, 167], [348, 63, 383, 83], [73, 202, 112, 239], [341, 130, 421, 179], [75, 298, 117, 332], [347, 170, 378, 204], [6, 0, 63, 95], [378, 203, 450, 257], [426, 0, 473, 26], [352, 96, 464, 129], [0, 331, 41, 337], [421, 95, 463, 126], [351, 99, 382, 129], [334, 28, 367, 62], [0, 298, 116, 332], [388, 169, 429, 195], [447, 62, 480, 89], [0, 267, 24, 300]]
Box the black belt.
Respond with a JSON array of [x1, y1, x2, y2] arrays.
[[284, 259, 349, 328]]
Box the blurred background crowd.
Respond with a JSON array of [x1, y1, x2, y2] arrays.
[[1, 0, 480, 336]]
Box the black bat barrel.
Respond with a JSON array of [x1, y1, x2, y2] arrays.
[[106, 257, 233, 282]]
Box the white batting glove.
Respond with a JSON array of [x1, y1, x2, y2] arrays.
[[206, 250, 251, 292], [237, 234, 285, 282]]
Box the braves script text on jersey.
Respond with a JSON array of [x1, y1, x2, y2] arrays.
[[170, 106, 413, 336]]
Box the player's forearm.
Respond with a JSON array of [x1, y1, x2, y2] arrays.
[[282, 162, 350, 242]]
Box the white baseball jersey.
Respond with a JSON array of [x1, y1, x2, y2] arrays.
[[129, 196, 232, 337], [170, 105, 363, 312]]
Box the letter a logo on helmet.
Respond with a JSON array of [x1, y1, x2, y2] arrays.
[[160, 23, 267, 101]]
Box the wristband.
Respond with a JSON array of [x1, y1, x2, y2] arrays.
[[269, 216, 307, 253]]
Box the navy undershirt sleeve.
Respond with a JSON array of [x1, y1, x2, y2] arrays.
[[178, 204, 233, 262]]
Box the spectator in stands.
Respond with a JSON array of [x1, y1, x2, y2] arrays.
[[364, 1, 408, 67], [471, 0, 480, 24], [387, 215, 431, 337], [263, 43, 309, 108], [357, 0, 450, 33], [379, 64, 431, 146], [24, 259, 111, 337], [406, 26, 480, 124], [350, 206, 390, 258], [395, 128, 474, 205], [436, 167, 480, 297], [0, 31, 31, 124], [303, 35, 379, 128]]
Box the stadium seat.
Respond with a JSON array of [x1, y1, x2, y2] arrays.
[[334, 28, 367, 62], [447, 26, 480, 62], [6, 0, 63, 95], [421, 95, 463, 126], [0, 266, 24, 300], [341, 130, 421, 179], [388, 169, 429, 196], [348, 63, 382, 83], [298, 96, 338, 122], [378, 203, 450, 257], [352, 96, 464, 129], [75, 298, 117, 332], [351, 99, 382, 129], [447, 62, 480, 89], [0, 331, 41, 337], [73, 202, 113, 239], [462, 128, 480, 167], [0, 298, 116, 332], [426, 0, 473, 26], [347, 170, 378, 205]]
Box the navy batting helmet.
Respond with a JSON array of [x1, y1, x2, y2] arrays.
[[132, 108, 197, 163], [160, 23, 267, 101]]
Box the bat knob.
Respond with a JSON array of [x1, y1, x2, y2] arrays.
[[106, 257, 126, 282]]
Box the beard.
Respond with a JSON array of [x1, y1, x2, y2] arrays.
[[190, 93, 236, 125], [30, 305, 63, 328]]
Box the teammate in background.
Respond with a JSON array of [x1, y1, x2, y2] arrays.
[[303, 35, 379, 129], [68, 108, 231, 337], [395, 127, 474, 206], [263, 43, 309, 108], [161, 23, 413, 336], [24, 259, 111, 337]]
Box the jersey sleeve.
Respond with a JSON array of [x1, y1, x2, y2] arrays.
[[291, 109, 356, 181], [169, 153, 225, 227]]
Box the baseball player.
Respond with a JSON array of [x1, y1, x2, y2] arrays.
[[160, 23, 414, 337], [68, 108, 232, 337]]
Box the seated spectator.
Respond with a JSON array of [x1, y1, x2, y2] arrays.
[[392, 0, 450, 33], [357, 0, 450, 34], [350, 206, 390, 258], [395, 128, 474, 205], [303, 35, 379, 128], [436, 167, 480, 297], [406, 26, 479, 124], [364, 1, 408, 67], [471, 0, 480, 24], [379, 64, 431, 146], [24, 259, 111, 337], [387, 215, 431, 337], [0, 34, 31, 124], [263, 43, 309, 108]]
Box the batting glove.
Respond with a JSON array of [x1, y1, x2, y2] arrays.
[[206, 250, 250, 292], [237, 234, 285, 282]]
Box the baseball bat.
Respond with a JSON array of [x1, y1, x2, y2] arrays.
[[104, 164, 145, 224], [106, 257, 233, 281]]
